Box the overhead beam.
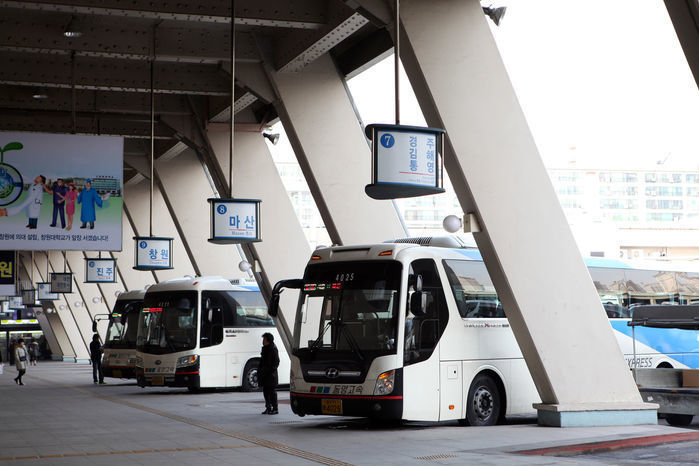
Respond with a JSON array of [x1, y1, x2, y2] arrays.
[[0, 0, 327, 28], [0, 86, 190, 116], [0, 12, 260, 64], [0, 108, 175, 139], [273, 1, 369, 72], [0, 52, 230, 95]]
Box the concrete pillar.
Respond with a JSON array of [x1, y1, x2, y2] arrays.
[[44, 310, 74, 360], [207, 130, 312, 352], [110, 210, 155, 292], [154, 147, 248, 279], [62, 250, 113, 338], [266, 54, 406, 245], [123, 177, 196, 281], [398, 0, 655, 425], [34, 311, 63, 360]]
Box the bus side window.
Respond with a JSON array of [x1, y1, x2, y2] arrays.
[[404, 259, 448, 366], [201, 292, 226, 347]]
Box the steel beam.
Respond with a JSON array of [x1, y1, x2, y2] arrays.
[[0, 52, 230, 95], [0, 0, 327, 28], [664, 0, 699, 89]]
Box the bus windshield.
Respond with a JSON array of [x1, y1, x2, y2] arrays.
[[137, 291, 197, 354], [104, 300, 142, 349], [293, 261, 402, 359]]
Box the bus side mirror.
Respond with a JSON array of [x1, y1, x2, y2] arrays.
[[269, 279, 304, 317], [410, 291, 427, 317], [92, 320, 98, 332]]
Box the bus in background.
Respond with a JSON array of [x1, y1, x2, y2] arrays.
[[102, 289, 146, 379], [271, 237, 699, 425], [136, 276, 289, 392]]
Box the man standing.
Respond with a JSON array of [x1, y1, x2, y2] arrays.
[[89, 334, 105, 385], [259, 332, 280, 414], [49, 178, 67, 228], [77, 179, 104, 230], [14, 339, 28, 385], [0, 175, 51, 228]]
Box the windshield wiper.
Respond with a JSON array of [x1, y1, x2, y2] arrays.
[[309, 319, 334, 354], [337, 322, 365, 361]]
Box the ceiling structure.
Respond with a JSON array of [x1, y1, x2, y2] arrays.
[[0, 0, 696, 182], [0, 0, 396, 181]]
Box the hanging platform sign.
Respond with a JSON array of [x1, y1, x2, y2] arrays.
[[85, 257, 117, 283], [0, 250, 16, 296], [21, 288, 36, 306], [37, 282, 58, 301], [364, 124, 446, 200], [208, 198, 262, 244], [133, 236, 173, 270], [9, 295, 23, 309], [50, 272, 73, 294]]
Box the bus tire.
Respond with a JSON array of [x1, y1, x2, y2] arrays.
[[464, 374, 501, 426], [242, 360, 260, 392], [666, 414, 693, 426], [656, 362, 673, 368]]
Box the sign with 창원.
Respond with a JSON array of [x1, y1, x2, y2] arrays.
[[37, 282, 58, 301], [85, 257, 117, 283], [208, 198, 261, 244], [364, 124, 446, 200], [50, 272, 73, 294], [134, 237, 173, 270], [0, 250, 16, 296], [0, 132, 123, 251]]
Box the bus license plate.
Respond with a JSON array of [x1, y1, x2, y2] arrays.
[[112, 370, 122, 378], [321, 399, 342, 415], [152, 376, 164, 386]]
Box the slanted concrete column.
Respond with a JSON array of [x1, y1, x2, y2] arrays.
[[266, 54, 406, 245], [207, 130, 312, 352], [123, 177, 196, 281], [110, 210, 154, 292], [154, 147, 248, 279], [34, 311, 63, 360], [398, 0, 655, 426], [44, 310, 74, 360], [62, 250, 113, 338]]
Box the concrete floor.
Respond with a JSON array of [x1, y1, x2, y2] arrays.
[[0, 362, 697, 465]]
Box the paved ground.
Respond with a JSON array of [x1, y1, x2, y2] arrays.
[[0, 362, 697, 465]]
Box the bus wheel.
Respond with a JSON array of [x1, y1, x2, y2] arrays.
[[666, 414, 693, 426], [464, 374, 501, 426], [656, 362, 673, 368], [242, 360, 260, 392]]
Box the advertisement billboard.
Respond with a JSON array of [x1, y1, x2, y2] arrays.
[[0, 250, 16, 296], [0, 132, 123, 250]]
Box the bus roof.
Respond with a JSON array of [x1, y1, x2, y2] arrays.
[[145, 276, 260, 293], [116, 288, 148, 301]]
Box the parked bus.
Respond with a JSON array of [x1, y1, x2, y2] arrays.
[[136, 276, 289, 392], [270, 238, 699, 424], [102, 289, 146, 379]]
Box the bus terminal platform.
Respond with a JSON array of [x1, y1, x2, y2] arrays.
[[1, 362, 697, 465]]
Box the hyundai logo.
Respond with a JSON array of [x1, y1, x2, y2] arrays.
[[155, 360, 161, 365], [325, 367, 339, 379]]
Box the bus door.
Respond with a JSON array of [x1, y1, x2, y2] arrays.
[[403, 259, 449, 421], [200, 293, 227, 387]]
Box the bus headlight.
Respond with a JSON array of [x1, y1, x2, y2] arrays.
[[373, 370, 395, 395], [176, 354, 198, 367]]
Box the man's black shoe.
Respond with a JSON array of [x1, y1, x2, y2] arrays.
[[80, 223, 86, 229], [49, 223, 56, 227], [269, 409, 279, 415], [261, 409, 271, 415]]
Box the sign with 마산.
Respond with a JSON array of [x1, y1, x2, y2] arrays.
[[0, 250, 16, 296], [364, 124, 446, 200], [37, 282, 58, 301], [134, 237, 173, 270], [0, 132, 123, 251], [85, 257, 116, 283], [50, 272, 73, 293], [208, 198, 261, 244]]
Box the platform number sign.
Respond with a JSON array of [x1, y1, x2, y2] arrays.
[[85, 258, 117, 283], [50, 272, 73, 294], [208, 198, 261, 244], [133, 237, 173, 270]]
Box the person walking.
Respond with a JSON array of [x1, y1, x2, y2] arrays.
[[29, 339, 39, 366], [258, 332, 280, 415], [14, 339, 28, 385], [89, 334, 105, 384]]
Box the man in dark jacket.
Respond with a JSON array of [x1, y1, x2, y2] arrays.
[[258, 332, 280, 414], [89, 334, 105, 384]]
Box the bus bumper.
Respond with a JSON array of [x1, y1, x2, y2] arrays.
[[136, 371, 200, 390], [290, 393, 403, 420], [103, 366, 136, 379]]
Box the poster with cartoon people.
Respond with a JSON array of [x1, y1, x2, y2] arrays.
[[0, 132, 122, 251]]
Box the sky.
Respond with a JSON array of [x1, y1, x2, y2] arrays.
[[347, 0, 699, 171]]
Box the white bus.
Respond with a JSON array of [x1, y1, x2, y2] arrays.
[[270, 238, 699, 425], [136, 276, 289, 392], [102, 289, 146, 380]]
